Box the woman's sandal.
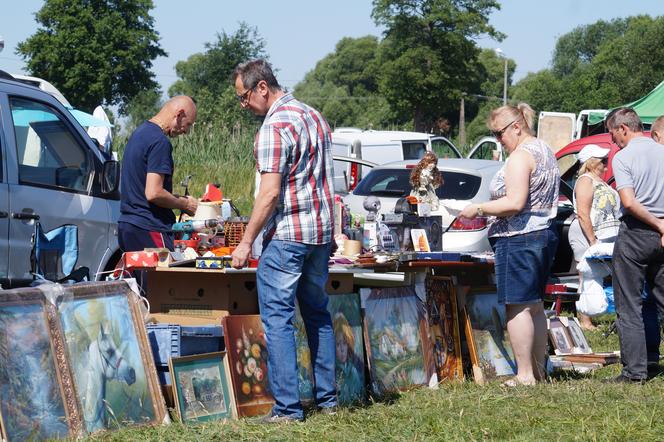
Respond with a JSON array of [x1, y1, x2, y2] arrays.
[[501, 377, 536, 387]]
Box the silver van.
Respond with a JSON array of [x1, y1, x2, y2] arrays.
[[0, 71, 121, 287]]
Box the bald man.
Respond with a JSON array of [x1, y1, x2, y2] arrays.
[[651, 115, 664, 144], [118, 95, 198, 257]]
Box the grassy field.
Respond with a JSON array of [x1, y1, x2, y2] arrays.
[[85, 315, 664, 441]]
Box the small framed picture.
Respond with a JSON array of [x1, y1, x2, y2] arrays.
[[548, 317, 574, 355], [410, 228, 430, 252], [169, 352, 237, 423], [561, 317, 592, 354]]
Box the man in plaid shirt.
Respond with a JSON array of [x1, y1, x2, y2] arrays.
[[231, 59, 337, 422]]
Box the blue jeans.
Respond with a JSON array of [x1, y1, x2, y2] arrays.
[[257, 239, 337, 419]]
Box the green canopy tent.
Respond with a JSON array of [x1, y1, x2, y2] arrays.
[[588, 80, 664, 125]]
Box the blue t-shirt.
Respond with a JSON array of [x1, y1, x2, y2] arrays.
[[119, 121, 175, 231]]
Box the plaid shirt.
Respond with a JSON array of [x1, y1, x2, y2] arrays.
[[254, 93, 335, 244]]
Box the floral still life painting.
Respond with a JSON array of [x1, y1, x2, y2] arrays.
[[464, 290, 517, 382], [362, 287, 434, 397], [327, 293, 366, 406], [58, 284, 163, 434], [0, 294, 75, 441], [223, 315, 274, 417], [169, 352, 236, 423]]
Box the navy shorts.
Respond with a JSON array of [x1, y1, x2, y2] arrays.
[[490, 226, 559, 305], [118, 222, 174, 252]]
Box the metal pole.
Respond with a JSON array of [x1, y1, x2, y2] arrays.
[[459, 96, 466, 148], [503, 59, 508, 105]]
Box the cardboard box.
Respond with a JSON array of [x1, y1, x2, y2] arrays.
[[122, 251, 159, 269], [145, 248, 175, 267], [146, 270, 259, 320]]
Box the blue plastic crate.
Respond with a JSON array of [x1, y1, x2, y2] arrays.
[[146, 324, 224, 368]]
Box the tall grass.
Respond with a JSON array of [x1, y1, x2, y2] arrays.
[[115, 124, 258, 216]]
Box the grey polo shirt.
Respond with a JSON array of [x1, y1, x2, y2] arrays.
[[613, 136, 664, 218]]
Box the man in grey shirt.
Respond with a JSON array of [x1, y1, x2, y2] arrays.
[[607, 107, 664, 383]]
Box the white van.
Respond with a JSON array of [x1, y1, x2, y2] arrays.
[[0, 71, 121, 287], [331, 129, 461, 193]]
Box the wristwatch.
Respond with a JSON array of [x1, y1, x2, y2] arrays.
[[476, 205, 484, 217]]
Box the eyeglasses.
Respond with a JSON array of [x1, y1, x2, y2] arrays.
[[491, 119, 517, 139], [236, 84, 257, 104]]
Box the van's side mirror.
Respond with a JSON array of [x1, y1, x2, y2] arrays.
[[101, 160, 120, 194]]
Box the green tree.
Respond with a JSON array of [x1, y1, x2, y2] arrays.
[[371, 0, 504, 131], [124, 86, 163, 132], [294, 36, 394, 128], [17, 0, 165, 113], [169, 22, 267, 128]]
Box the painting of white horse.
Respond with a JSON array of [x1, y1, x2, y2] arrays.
[[59, 293, 156, 433]]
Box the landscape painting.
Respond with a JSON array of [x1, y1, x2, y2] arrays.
[[170, 352, 236, 423], [362, 287, 434, 397], [223, 315, 274, 417], [58, 287, 159, 433], [464, 290, 517, 381], [425, 277, 463, 381], [0, 298, 72, 441], [327, 292, 366, 406]]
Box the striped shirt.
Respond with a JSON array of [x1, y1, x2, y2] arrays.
[[254, 93, 335, 244]]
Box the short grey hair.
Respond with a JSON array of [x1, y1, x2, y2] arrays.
[[232, 59, 281, 92], [605, 107, 643, 132]]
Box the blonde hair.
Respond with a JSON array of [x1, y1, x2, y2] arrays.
[[488, 102, 536, 136], [578, 157, 602, 176], [333, 312, 355, 351]]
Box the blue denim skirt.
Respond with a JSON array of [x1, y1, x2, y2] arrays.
[[490, 225, 559, 305]]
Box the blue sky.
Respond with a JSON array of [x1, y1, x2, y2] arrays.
[[2, 1, 664, 94]]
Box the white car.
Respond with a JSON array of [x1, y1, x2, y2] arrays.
[[342, 158, 503, 253]]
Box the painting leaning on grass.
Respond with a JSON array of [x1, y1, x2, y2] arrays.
[[58, 290, 157, 433]]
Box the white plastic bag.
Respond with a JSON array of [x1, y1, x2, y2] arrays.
[[576, 277, 608, 316]]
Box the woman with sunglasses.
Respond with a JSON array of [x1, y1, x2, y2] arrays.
[[460, 103, 559, 386], [568, 144, 621, 330]]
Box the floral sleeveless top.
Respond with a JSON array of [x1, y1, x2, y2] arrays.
[[488, 138, 560, 238], [573, 173, 622, 240]]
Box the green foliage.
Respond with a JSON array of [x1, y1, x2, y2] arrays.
[[371, 0, 504, 131], [16, 0, 165, 113], [124, 87, 163, 133], [294, 36, 394, 129], [512, 15, 664, 115], [168, 23, 267, 128]]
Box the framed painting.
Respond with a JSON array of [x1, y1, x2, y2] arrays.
[[56, 281, 167, 434], [293, 305, 317, 407], [425, 276, 463, 382], [463, 288, 517, 384], [169, 352, 236, 423], [222, 315, 274, 417], [548, 317, 575, 355], [328, 292, 366, 406], [561, 317, 592, 354], [0, 288, 83, 441], [361, 286, 435, 397]]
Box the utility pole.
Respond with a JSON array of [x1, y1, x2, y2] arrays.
[[495, 48, 507, 105], [459, 94, 466, 149]]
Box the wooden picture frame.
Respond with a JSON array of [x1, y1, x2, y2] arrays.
[[561, 317, 592, 354], [169, 351, 237, 423], [0, 288, 83, 441], [425, 276, 463, 382], [548, 317, 574, 355], [222, 315, 274, 417], [462, 287, 517, 384], [55, 281, 167, 433]]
